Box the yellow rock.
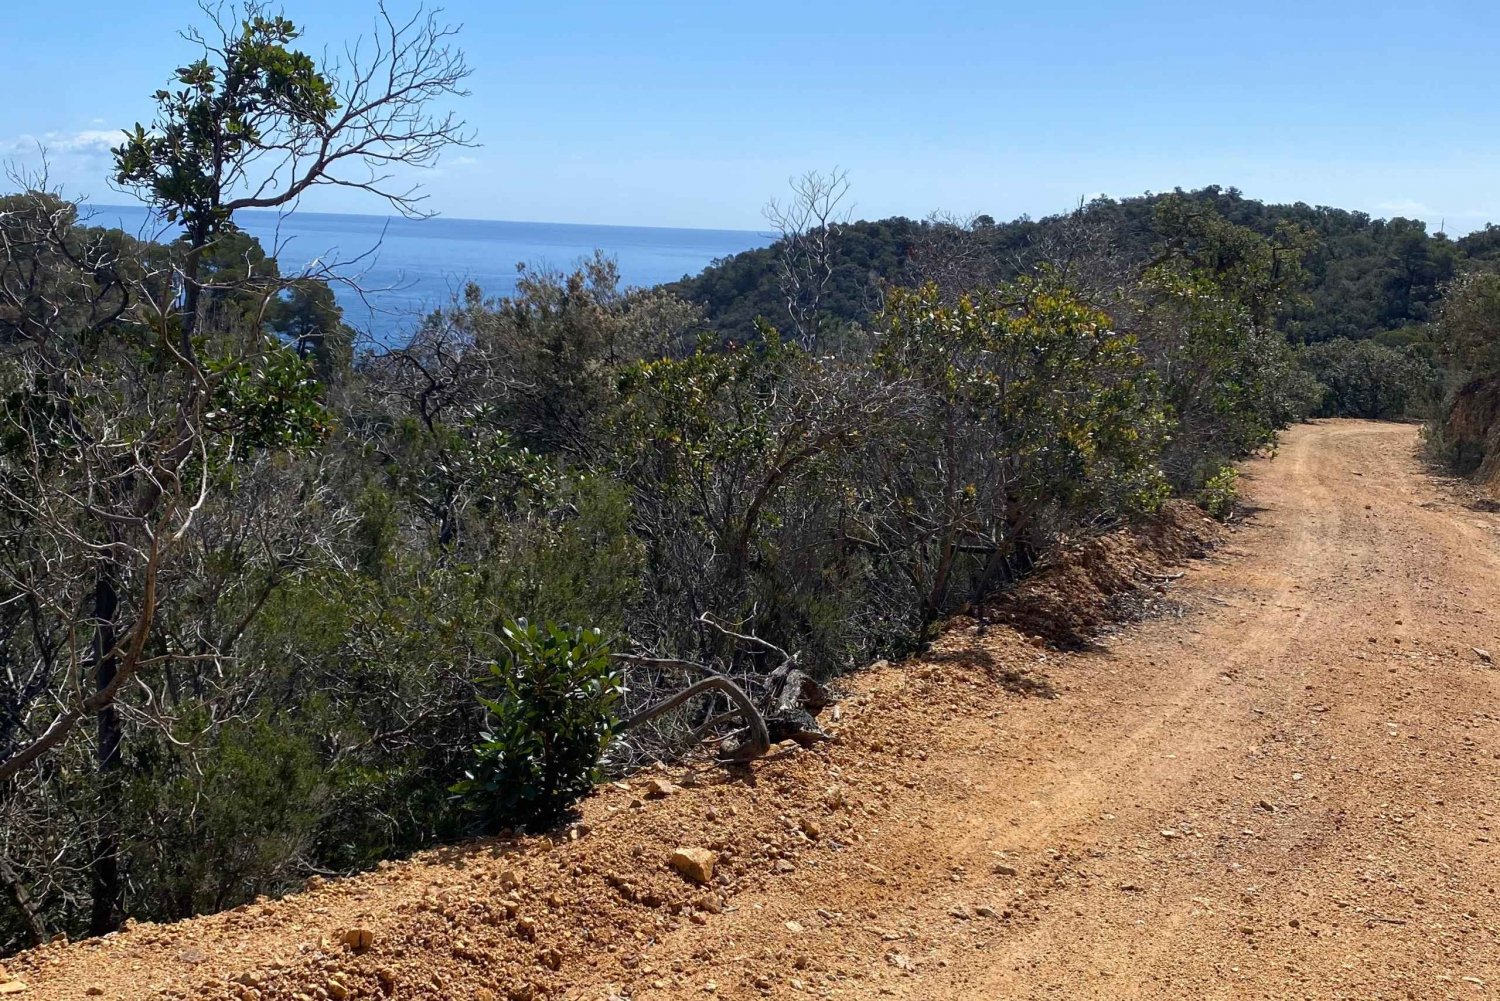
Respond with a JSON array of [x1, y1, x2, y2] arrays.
[[341, 927, 375, 952], [668, 847, 717, 884]]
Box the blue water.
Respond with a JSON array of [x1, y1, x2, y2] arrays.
[[91, 205, 770, 344]]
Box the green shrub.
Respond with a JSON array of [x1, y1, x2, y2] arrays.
[[122, 717, 326, 919], [875, 281, 1170, 615], [453, 620, 621, 831], [1197, 464, 1240, 520], [1279, 366, 1330, 421], [1298, 338, 1436, 419]]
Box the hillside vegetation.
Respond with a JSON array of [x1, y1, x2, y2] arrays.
[[673, 185, 1481, 347], [675, 185, 1500, 427], [4, 5, 1500, 959]]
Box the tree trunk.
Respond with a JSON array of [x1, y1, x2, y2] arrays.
[[0, 853, 47, 946], [88, 552, 123, 936], [179, 217, 210, 352]]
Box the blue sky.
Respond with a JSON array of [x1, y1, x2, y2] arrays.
[[2, 0, 1498, 233]]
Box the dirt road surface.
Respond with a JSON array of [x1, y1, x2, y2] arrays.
[[10, 419, 1500, 1000]]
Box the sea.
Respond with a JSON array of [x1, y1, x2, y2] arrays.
[[91, 204, 770, 345]]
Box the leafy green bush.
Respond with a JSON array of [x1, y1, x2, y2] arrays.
[[875, 281, 1170, 617], [1136, 201, 1313, 490], [1279, 366, 1331, 421], [122, 718, 326, 919], [1298, 338, 1436, 419], [1428, 273, 1500, 476], [1196, 465, 1240, 520], [1437, 270, 1500, 377], [453, 621, 621, 831]]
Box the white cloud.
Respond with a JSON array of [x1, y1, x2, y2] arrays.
[[1375, 198, 1437, 219], [1, 128, 121, 156], [44, 129, 120, 154]]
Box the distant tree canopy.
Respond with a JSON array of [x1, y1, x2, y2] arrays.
[[670, 186, 1464, 347], [672, 218, 918, 346]]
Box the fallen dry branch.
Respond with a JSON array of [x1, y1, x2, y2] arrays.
[[616, 666, 771, 763], [611, 619, 835, 766]]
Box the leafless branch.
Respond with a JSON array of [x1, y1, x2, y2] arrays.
[[764, 168, 852, 348]]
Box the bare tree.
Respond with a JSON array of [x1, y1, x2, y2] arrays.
[[906, 211, 1008, 299], [763, 169, 852, 348], [1026, 197, 1137, 313], [113, 1, 474, 346]]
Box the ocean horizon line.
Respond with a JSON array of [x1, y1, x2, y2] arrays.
[[88, 202, 773, 240]]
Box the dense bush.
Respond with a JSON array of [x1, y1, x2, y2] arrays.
[[1427, 272, 1500, 478], [1134, 198, 1316, 490], [1298, 338, 1436, 419], [1436, 271, 1500, 377], [1196, 465, 1241, 520], [873, 281, 1169, 614]]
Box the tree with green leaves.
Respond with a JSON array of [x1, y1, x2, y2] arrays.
[[271, 278, 354, 384], [113, 3, 471, 344], [0, 2, 471, 936]]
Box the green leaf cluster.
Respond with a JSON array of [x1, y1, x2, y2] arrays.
[[113, 16, 336, 235], [452, 621, 621, 831]]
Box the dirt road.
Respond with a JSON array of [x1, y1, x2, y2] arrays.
[[11, 419, 1500, 1000]]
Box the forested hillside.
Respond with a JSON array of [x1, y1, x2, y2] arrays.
[[671, 185, 1464, 348]]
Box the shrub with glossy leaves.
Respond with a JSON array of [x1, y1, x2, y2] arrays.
[[453, 620, 621, 831]]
